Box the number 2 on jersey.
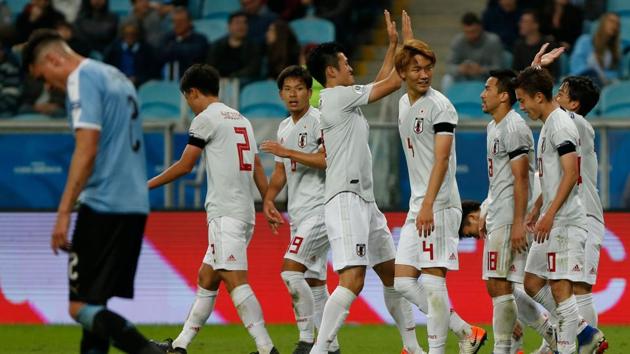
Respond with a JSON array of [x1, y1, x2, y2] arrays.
[[234, 127, 252, 171]]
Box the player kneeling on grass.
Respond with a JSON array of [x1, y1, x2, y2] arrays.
[[260, 65, 341, 354], [148, 64, 278, 354]]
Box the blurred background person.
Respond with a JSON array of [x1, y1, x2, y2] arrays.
[[104, 21, 157, 87], [541, 0, 584, 51], [122, 0, 169, 50], [264, 19, 300, 79], [74, 0, 119, 55], [0, 38, 20, 117], [159, 7, 208, 80], [482, 0, 522, 49], [512, 9, 560, 80], [16, 0, 65, 43]]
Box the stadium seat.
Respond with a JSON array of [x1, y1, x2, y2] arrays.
[[138, 80, 182, 120], [502, 50, 513, 69], [109, 0, 132, 18], [446, 81, 486, 119], [193, 18, 228, 42], [622, 51, 630, 79], [6, 0, 29, 19], [290, 17, 335, 45], [608, 0, 630, 16], [201, 0, 240, 20], [239, 80, 286, 118], [599, 81, 630, 118]]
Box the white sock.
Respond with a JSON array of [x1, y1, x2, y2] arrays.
[[575, 293, 597, 326], [492, 294, 517, 354], [384, 286, 420, 352], [556, 296, 579, 354], [311, 285, 340, 351], [532, 285, 558, 323], [421, 274, 449, 354], [311, 286, 355, 353], [448, 309, 472, 340], [231, 284, 274, 354], [172, 286, 217, 349], [281, 271, 315, 343], [514, 287, 553, 336]]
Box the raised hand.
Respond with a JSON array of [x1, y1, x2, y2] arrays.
[[531, 43, 566, 67], [384, 10, 398, 47], [402, 10, 414, 42]]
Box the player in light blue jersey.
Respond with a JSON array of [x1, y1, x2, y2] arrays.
[[23, 29, 159, 354]]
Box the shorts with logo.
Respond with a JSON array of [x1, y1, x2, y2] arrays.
[[525, 224, 586, 281], [285, 213, 329, 281], [395, 207, 461, 270], [203, 216, 254, 271], [582, 216, 604, 285], [482, 224, 530, 283], [325, 192, 396, 271]]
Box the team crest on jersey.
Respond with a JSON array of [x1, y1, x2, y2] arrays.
[[356, 243, 366, 257], [413, 117, 424, 134], [298, 132, 308, 148], [492, 138, 500, 155], [541, 137, 547, 153]]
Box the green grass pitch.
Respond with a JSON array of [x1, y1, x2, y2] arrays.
[[1, 324, 629, 353]]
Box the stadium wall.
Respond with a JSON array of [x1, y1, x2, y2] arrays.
[[1, 212, 628, 325]]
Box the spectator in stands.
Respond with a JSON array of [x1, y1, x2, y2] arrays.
[[0, 0, 12, 28], [305, 0, 353, 51], [540, 0, 583, 51], [122, 0, 169, 49], [241, 0, 277, 45], [15, 0, 65, 43], [267, 0, 307, 21], [570, 12, 621, 87], [443, 12, 504, 90], [0, 41, 20, 117], [52, 0, 82, 22], [159, 7, 208, 80], [104, 22, 157, 87], [208, 11, 261, 81], [512, 9, 560, 79], [264, 19, 300, 79], [482, 0, 522, 49], [74, 0, 119, 54], [55, 20, 91, 57], [19, 76, 66, 117]]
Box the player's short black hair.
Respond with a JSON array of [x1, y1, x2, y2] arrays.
[[306, 42, 345, 87], [459, 200, 481, 238], [561, 76, 601, 116], [514, 66, 554, 101], [489, 69, 517, 106], [461, 12, 481, 26], [180, 64, 220, 96], [22, 29, 64, 69], [276, 65, 313, 90], [228, 11, 247, 23]]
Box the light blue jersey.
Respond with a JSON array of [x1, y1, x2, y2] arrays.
[[66, 59, 149, 214]]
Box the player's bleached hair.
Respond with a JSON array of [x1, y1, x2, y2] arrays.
[[22, 29, 69, 69], [180, 64, 220, 96], [459, 200, 481, 238], [276, 65, 313, 90], [514, 66, 554, 101], [489, 69, 517, 106], [561, 76, 600, 116], [394, 39, 436, 75], [306, 42, 345, 87]]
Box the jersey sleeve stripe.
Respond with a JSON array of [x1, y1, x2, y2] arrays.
[[433, 122, 456, 133], [73, 122, 102, 131]]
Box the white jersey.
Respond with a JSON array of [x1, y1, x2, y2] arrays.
[[537, 108, 586, 228], [275, 106, 326, 225], [319, 84, 375, 203], [398, 88, 461, 223], [569, 111, 604, 224], [189, 102, 257, 225], [485, 110, 536, 233]]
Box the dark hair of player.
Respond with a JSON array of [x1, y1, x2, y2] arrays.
[[180, 64, 220, 96], [459, 200, 481, 238], [489, 69, 518, 106], [561, 76, 601, 116], [306, 42, 345, 87], [276, 65, 313, 90], [461, 12, 481, 26], [514, 66, 554, 101], [394, 39, 436, 75], [228, 11, 247, 23], [22, 29, 64, 68]]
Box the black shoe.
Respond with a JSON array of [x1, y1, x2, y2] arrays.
[[249, 347, 280, 354], [171, 348, 188, 354], [150, 338, 173, 353], [292, 341, 314, 354], [328, 350, 341, 354]]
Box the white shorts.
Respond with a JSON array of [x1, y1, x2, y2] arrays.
[[203, 216, 253, 271], [325, 192, 396, 271], [482, 224, 529, 283], [395, 208, 461, 271], [582, 216, 604, 285], [525, 225, 586, 282], [284, 214, 329, 281]]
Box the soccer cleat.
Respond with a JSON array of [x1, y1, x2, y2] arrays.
[[292, 341, 314, 354], [530, 341, 554, 354], [458, 325, 487, 354], [148, 338, 187, 354], [249, 347, 280, 354], [542, 324, 558, 351], [401, 346, 427, 354], [577, 325, 608, 354], [328, 350, 341, 354]]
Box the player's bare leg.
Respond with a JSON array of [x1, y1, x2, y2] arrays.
[[373, 260, 423, 354], [486, 278, 517, 353]]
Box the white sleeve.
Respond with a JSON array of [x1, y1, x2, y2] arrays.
[[188, 115, 214, 147], [336, 84, 374, 112]]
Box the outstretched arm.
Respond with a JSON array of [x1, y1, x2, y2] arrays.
[[374, 10, 399, 82], [530, 42, 566, 68], [261, 140, 327, 170], [148, 144, 203, 189]]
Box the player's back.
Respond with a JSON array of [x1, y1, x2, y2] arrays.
[[568, 112, 604, 223], [66, 59, 148, 214], [191, 102, 257, 225]]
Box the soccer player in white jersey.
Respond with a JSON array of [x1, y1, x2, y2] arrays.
[[148, 64, 278, 354], [260, 65, 340, 354], [304, 11, 423, 354], [515, 67, 588, 354], [392, 37, 487, 354]]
